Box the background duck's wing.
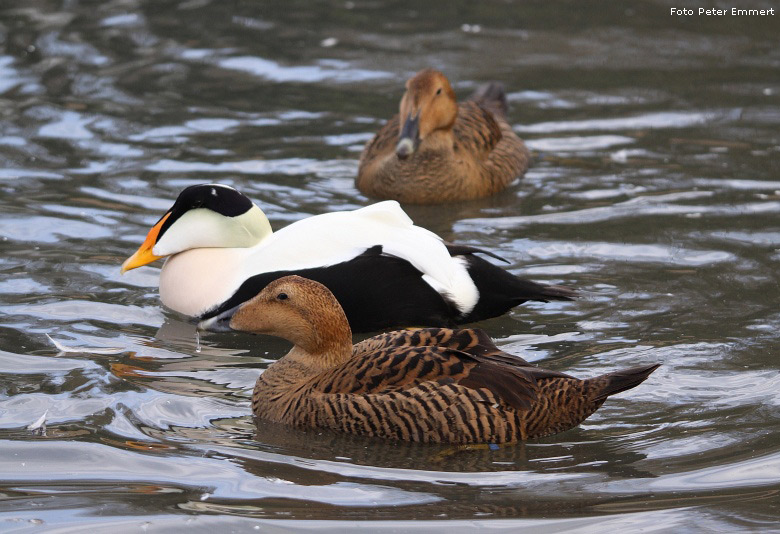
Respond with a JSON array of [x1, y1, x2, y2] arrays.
[[453, 101, 503, 158]]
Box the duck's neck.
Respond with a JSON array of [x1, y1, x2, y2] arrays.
[[281, 342, 352, 375], [259, 314, 354, 387], [288, 325, 354, 373], [254, 339, 353, 419]]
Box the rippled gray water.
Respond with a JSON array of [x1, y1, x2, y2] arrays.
[[1, 1, 779, 531]]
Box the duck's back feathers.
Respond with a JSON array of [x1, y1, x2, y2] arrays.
[[360, 114, 400, 170], [444, 242, 509, 263]]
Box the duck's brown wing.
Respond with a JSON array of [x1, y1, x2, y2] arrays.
[[317, 328, 570, 411], [354, 327, 548, 370], [453, 101, 504, 159], [308, 345, 537, 411], [354, 327, 499, 359]]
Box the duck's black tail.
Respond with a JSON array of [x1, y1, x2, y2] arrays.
[[469, 82, 508, 118], [457, 253, 578, 324], [523, 281, 578, 302]]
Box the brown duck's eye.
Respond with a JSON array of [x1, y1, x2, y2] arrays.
[[436, 88, 442, 95], [277, 293, 288, 301]]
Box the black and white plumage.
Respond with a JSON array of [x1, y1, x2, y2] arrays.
[[121, 184, 576, 332]]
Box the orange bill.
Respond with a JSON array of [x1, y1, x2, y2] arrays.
[[120, 212, 171, 273]]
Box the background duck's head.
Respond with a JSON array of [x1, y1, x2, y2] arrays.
[[121, 184, 272, 273], [199, 275, 352, 358], [396, 68, 458, 160]]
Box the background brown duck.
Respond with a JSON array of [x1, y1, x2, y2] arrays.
[[199, 275, 659, 444], [356, 68, 531, 204]]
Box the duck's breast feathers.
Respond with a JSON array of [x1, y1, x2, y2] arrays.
[[360, 115, 401, 163], [159, 247, 251, 317], [312, 327, 547, 411], [361, 101, 503, 163]]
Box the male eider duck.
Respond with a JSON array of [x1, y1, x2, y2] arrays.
[[356, 68, 531, 204], [199, 276, 658, 443], [121, 184, 575, 332]]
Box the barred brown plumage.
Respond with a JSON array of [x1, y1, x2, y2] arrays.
[[202, 276, 658, 444], [356, 68, 531, 204]]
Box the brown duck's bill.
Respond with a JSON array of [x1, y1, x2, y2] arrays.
[[396, 114, 420, 159], [120, 212, 170, 273], [197, 305, 239, 333]]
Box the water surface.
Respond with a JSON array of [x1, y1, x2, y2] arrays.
[[1, 1, 779, 531]]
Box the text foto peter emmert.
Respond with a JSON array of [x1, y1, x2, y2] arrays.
[[671, 7, 775, 16]]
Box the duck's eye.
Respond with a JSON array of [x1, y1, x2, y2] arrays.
[[277, 293, 288, 301], [436, 88, 442, 95]]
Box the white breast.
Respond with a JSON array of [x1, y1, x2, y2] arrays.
[[159, 247, 250, 317]]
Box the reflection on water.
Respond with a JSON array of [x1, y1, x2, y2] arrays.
[[1, 0, 779, 530]]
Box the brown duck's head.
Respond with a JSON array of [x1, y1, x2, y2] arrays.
[[396, 68, 458, 160], [198, 275, 353, 357]]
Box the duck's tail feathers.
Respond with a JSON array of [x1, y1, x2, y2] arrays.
[[533, 283, 578, 302], [591, 364, 660, 402], [457, 255, 579, 323], [505, 276, 578, 303], [469, 82, 508, 118]]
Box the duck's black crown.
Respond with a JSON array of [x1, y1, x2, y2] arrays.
[[157, 184, 254, 239]]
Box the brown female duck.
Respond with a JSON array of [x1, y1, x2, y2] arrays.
[[199, 275, 658, 444], [356, 68, 531, 204]]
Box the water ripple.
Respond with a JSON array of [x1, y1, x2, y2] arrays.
[[218, 56, 391, 83], [0, 440, 440, 506]]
